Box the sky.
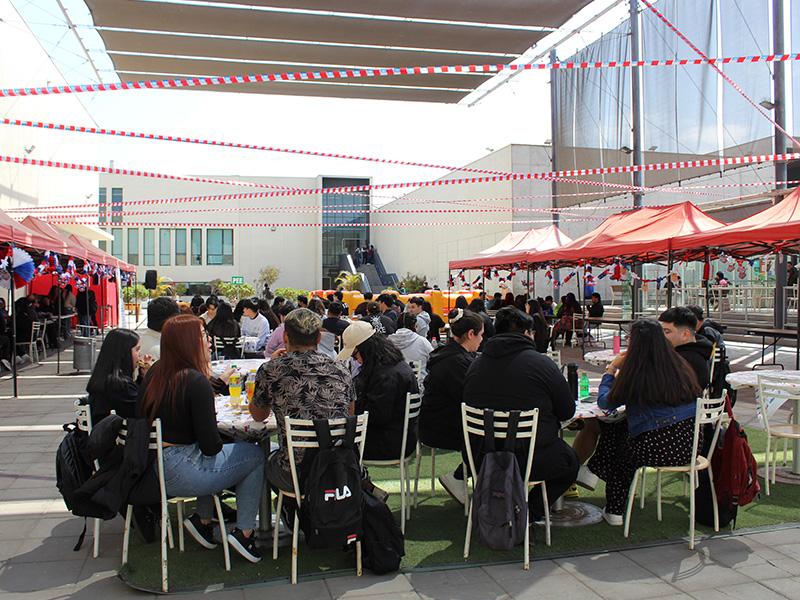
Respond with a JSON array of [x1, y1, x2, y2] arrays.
[[3, 0, 629, 205]]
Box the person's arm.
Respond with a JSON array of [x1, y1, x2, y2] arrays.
[[263, 325, 283, 355], [596, 373, 618, 410], [187, 373, 223, 456], [249, 364, 273, 422]]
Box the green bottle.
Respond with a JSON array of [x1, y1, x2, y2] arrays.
[[579, 372, 590, 401]]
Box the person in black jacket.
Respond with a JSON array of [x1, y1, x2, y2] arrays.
[[206, 301, 242, 360], [464, 306, 579, 520], [349, 323, 419, 461], [367, 301, 396, 335], [422, 301, 445, 344], [658, 307, 712, 391], [526, 299, 550, 353], [87, 328, 152, 424], [468, 298, 495, 350], [419, 308, 483, 504]]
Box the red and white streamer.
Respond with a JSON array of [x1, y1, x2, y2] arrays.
[[1, 54, 798, 99], [39, 218, 585, 228]]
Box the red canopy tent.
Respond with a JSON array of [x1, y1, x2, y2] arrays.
[[523, 202, 725, 267], [449, 225, 574, 270], [21, 216, 93, 261], [0, 211, 68, 253], [670, 187, 800, 259]]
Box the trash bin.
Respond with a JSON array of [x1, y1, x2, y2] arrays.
[[73, 336, 96, 372]]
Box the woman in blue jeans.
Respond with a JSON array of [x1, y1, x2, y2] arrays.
[[139, 314, 264, 563]]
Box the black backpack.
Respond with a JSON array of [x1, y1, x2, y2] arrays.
[[361, 489, 404, 574], [472, 410, 527, 551], [55, 422, 115, 550], [300, 417, 363, 549]]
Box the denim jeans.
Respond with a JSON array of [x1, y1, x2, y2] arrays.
[[162, 442, 264, 531]]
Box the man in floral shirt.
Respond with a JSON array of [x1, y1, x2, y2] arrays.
[[249, 308, 352, 493]]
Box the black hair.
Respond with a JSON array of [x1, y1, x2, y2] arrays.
[[421, 300, 434, 315], [399, 312, 418, 331], [335, 290, 344, 301], [147, 297, 180, 332], [658, 306, 698, 331], [364, 292, 374, 301], [686, 305, 704, 322], [564, 293, 578, 308], [296, 295, 308, 306], [205, 296, 219, 309], [408, 296, 424, 307], [377, 293, 394, 307], [545, 296, 553, 302], [591, 293, 602, 302], [241, 298, 259, 313], [493, 292, 502, 299], [258, 299, 280, 329], [233, 299, 246, 321], [609, 318, 701, 408], [455, 295, 469, 310], [328, 301, 343, 316], [447, 308, 483, 338], [367, 301, 381, 316], [355, 333, 404, 388], [308, 297, 326, 316], [214, 300, 235, 324], [494, 306, 534, 335], [86, 328, 139, 396], [278, 302, 296, 318], [468, 298, 486, 313], [326, 293, 335, 303]]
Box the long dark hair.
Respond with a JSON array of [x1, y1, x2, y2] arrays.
[[354, 333, 404, 393], [207, 300, 240, 338], [141, 315, 210, 422], [455, 295, 469, 310], [258, 299, 280, 329], [86, 328, 139, 395], [609, 318, 701, 408]]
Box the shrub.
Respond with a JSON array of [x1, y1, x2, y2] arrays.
[[273, 287, 309, 302], [122, 284, 148, 304], [397, 273, 428, 293], [216, 282, 256, 304]]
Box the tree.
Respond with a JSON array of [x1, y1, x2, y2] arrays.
[[255, 266, 280, 290], [335, 271, 362, 291], [122, 284, 148, 304], [215, 282, 256, 304], [397, 273, 428, 293]]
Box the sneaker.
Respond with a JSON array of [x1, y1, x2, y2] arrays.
[[576, 465, 599, 491], [602, 508, 623, 526], [438, 472, 467, 506], [564, 483, 580, 498], [183, 513, 218, 549], [227, 528, 262, 563]]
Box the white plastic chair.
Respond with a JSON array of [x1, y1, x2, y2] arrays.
[[363, 394, 420, 533], [461, 404, 550, 571], [15, 321, 42, 364], [623, 392, 727, 550], [275, 413, 369, 584], [119, 419, 230, 593], [34, 320, 48, 361], [756, 374, 800, 496], [74, 400, 102, 558], [544, 349, 562, 370]]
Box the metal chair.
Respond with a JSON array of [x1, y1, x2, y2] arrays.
[[461, 404, 550, 570], [756, 374, 800, 496], [74, 399, 102, 558], [274, 413, 369, 584], [119, 419, 230, 593], [34, 320, 48, 360], [363, 394, 420, 533], [623, 392, 727, 550], [15, 321, 42, 364]]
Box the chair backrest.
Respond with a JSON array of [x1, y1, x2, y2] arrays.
[[708, 343, 722, 386], [756, 373, 800, 432], [460, 403, 540, 485], [117, 418, 168, 507], [693, 392, 728, 466], [284, 413, 369, 504], [74, 399, 92, 433], [212, 335, 244, 359]]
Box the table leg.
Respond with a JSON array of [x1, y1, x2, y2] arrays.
[[793, 400, 799, 475]]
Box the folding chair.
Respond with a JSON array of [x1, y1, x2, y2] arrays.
[[15, 321, 41, 364], [212, 336, 244, 360], [275, 413, 369, 584], [623, 392, 727, 550], [363, 394, 420, 533], [461, 404, 550, 571], [119, 419, 230, 593], [756, 374, 800, 496], [73, 399, 102, 558]]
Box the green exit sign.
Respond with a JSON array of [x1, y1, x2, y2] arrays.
[[231, 276, 244, 285]]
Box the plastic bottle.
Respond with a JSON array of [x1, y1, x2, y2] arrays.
[[613, 333, 621, 354], [245, 369, 257, 403], [579, 372, 590, 401], [229, 369, 242, 408]]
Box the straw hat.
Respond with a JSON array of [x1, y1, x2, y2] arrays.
[[336, 320, 375, 361]]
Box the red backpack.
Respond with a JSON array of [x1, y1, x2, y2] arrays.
[[710, 398, 760, 524]]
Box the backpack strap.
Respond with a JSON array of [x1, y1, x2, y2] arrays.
[[482, 409, 495, 454], [504, 411, 520, 451], [313, 419, 334, 450], [341, 415, 358, 450]]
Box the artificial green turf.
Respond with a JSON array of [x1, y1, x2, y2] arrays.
[[120, 429, 799, 592]]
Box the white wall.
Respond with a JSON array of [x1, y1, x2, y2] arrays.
[[0, 0, 98, 211]]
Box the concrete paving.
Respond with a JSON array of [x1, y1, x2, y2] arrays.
[[0, 336, 797, 598]]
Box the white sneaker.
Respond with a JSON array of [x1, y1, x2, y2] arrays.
[[576, 465, 599, 491], [602, 508, 623, 526], [438, 472, 467, 506]]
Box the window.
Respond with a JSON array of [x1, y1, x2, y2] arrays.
[[111, 188, 123, 223], [127, 228, 139, 265], [159, 229, 171, 266], [98, 188, 107, 224], [111, 228, 123, 259], [191, 229, 202, 265], [175, 229, 187, 266], [143, 228, 155, 266], [207, 229, 233, 265]]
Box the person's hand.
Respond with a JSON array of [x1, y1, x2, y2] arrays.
[[218, 367, 236, 384], [138, 354, 154, 374], [607, 352, 625, 375], [271, 348, 287, 360]]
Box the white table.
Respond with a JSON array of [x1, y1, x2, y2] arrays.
[[725, 369, 800, 391], [210, 358, 267, 376], [583, 349, 621, 366]]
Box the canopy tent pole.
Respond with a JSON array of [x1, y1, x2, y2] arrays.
[[9, 245, 17, 398], [447, 270, 452, 314], [703, 251, 711, 320], [579, 263, 586, 357], [666, 250, 674, 308], [56, 273, 62, 375]]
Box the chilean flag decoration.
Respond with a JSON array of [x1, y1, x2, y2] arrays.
[[0, 247, 36, 289]]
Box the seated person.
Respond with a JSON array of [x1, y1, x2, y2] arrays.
[[140, 314, 264, 562], [388, 313, 433, 378], [366, 301, 397, 335], [339, 321, 418, 461], [487, 292, 503, 311], [406, 297, 431, 339], [687, 304, 729, 398], [206, 301, 242, 359], [419, 308, 483, 504], [542, 296, 555, 316], [463, 306, 578, 521], [526, 299, 550, 353], [137, 297, 180, 360], [353, 293, 373, 317], [587, 319, 701, 525], [658, 307, 712, 390], [550, 293, 581, 349], [87, 328, 152, 424], [322, 302, 349, 337], [422, 301, 445, 344], [200, 296, 218, 325], [587, 293, 605, 318], [240, 298, 270, 355], [251, 309, 352, 494], [378, 294, 398, 324], [334, 290, 350, 316], [264, 302, 295, 356]]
